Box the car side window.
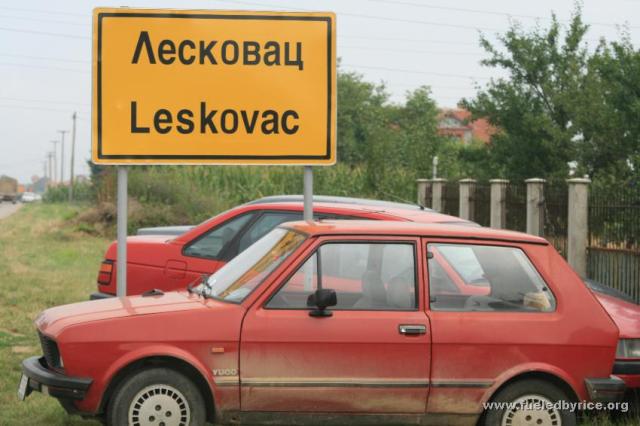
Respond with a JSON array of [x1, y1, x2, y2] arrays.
[[267, 242, 417, 311], [237, 212, 302, 254], [183, 213, 254, 259], [428, 243, 556, 312]]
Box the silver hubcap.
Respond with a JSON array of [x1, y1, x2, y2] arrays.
[[128, 384, 190, 426], [501, 394, 561, 426]]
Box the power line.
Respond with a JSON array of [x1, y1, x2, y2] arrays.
[[0, 53, 89, 64], [0, 14, 89, 26], [340, 34, 477, 46], [212, 0, 499, 31], [0, 104, 84, 114], [368, 0, 640, 30], [339, 44, 483, 56], [0, 62, 88, 73], [0, 6, 87, 18], [0, 26, 89, 39], [0, 96, 89, 107], [343, 63, 491, 80]]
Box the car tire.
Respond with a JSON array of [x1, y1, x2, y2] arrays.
[[106, 367, 206, 426], [482, 378, 577, 426]]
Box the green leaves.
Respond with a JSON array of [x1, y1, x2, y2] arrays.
[[464, 5, 638, 182]]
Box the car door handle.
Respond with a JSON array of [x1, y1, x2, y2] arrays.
[[398, 324, 427, 335]]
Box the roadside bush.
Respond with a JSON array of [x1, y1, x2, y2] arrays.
[[43, 182, 94, 203], [77, 163, 421, 237]]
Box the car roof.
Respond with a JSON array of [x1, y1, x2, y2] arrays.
[[281, 220, 549, 245], [171, 199, 473, 244], [245, 195, 430, 211]]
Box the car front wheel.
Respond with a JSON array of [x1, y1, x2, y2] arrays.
[[482, 379, 577, 426], [107, 367, 206, 426]]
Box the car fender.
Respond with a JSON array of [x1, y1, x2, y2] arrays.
[[480, 362, 584, 404], [98, 344, 217, 407]]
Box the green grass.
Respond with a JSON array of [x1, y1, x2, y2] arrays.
[[0, 203, 637, 425], [0, 203, 108, 425]]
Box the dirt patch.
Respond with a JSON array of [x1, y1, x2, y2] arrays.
[[0, 328, 23, 337], [11, 346, 35, 354]]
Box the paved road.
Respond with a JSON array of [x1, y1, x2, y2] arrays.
[[0, 202, 22, 220]]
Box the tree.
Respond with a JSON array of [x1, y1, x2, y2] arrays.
[[462, 8, 590, 181], [396, 86, 441, 178], [337, 68, 389, 164], [464, 6, 640, 182], [576, 38, 640, 180]]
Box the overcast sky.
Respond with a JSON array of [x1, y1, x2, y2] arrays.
[[0, 0, 638, 183]]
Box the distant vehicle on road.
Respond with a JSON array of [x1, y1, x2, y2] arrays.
[[20, 192, 41, 203], [20, 221, 625, 425], [93, 195, 472, 299], [0, 175, 18, 203]]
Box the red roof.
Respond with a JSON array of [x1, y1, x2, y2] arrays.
[[437, 108, 494, 143]]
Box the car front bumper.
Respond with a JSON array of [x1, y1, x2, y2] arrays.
[[21, 356, 92, 401], [89, 291, 114, 300], [585, 375, 626, 403], [613, 360, 640, 388]]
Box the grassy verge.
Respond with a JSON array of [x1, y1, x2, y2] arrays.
[[0, 203, 108, 425]]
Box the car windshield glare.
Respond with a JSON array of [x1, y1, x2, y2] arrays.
[[203, 227, 306, 303]]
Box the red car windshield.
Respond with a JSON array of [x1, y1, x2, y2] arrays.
[[202, 227, 306, 303]]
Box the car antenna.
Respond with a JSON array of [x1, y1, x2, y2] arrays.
[[379, 191, 425, 210]]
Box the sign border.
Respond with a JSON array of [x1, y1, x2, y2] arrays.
[[96, 12, 334, 161]]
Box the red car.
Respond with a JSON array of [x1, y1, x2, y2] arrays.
[[21, 221, 625, 425], [91, 196, 473, 299], [91, 196, 640, 395]]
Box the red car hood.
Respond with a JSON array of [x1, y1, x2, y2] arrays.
[[36, 291, 207, 336], [595, 292, 640, 339]]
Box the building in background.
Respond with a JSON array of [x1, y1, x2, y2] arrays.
[[437, 108, 493, 144]]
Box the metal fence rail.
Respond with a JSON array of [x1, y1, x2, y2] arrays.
[[474, 183, 491, 227], [588, 184, 640, 301], [587, 247, 640, 303], [505, 183, 526, 232], [442, 181, 459, 218], [544, 183, 569, 258]]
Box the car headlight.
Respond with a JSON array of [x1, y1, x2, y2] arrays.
[[616, 339, 640, 358]]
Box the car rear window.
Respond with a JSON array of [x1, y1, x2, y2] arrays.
[[428, 243, 556, 312]]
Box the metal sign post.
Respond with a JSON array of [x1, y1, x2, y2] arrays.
[[92, 8, 336, 297], [116, 167, 128, 297], [303, 166, 313, 221]]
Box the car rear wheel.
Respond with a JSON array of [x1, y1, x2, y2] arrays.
[[107, 367, 206, 426], [482, 379, 577, 426]]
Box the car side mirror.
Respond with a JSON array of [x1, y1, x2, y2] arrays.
[[307, 288, 337, 317]]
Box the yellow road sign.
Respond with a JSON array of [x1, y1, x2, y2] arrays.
[[92, 8, 336, 165]]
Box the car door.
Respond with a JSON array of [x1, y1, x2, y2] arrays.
[[423, 239, 562, 414], [240, 236, 431, 413]]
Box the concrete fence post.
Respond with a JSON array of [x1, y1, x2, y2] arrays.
[[567, 178, 590, 277], [431, 178, 447, 213], [459, 179, 477, 221], [490, 179, 509, 229], [525, 178, 545, 236], [416, 179, 430, 208]]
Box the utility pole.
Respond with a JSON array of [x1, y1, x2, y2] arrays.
[[58, 130, 68, 185], [47, 152, 54, 188], [69, 112, 77, 202], [50, 140, 59, 184], [43, 160, 48, 185]]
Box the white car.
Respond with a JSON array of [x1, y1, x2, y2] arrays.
[[21, 192, 41, 203]]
